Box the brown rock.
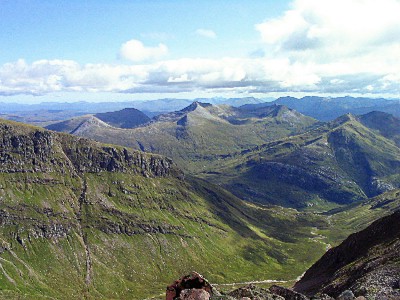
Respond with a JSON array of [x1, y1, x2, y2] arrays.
[[180, 289, 210, 300], [166, 272, 217, 300], [228, 284, 284, 299], [269, 285, 309, 300]]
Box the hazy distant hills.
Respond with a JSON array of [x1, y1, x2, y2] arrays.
[[45, 107, 151, 133], [2, 96, 399, 126], [0, 97, 266, 125], [242, 96, 400, 121]]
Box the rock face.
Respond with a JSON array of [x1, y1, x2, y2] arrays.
[[180, 289, 210, 300], [166, 272, 218, 300], [167, 269, 400, 300], [269, 285, 309, 300], [294, 210, 400, 299], [0, 121, 180, 177], [228, 284, 285, 300]]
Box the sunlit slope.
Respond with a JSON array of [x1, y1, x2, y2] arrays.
[[0, 120, 327, 299], [201, 114, 400, 208]]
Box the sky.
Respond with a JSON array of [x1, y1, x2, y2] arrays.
[[1, 0, 400, 103]]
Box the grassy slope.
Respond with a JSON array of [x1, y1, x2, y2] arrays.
[[0, 120, 327, 299], [199, 115, 400, 209], [1, 116, 399, 299]]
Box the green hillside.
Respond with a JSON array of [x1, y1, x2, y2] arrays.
[[200, 114, 400, 209], [0, 120, 329, 299]]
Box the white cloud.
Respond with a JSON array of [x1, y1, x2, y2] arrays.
[[120, 39, 168, 62], [254, 0, 400, 94], [1, 1, 400, 97], [256, 0, 400, 58], [195, 29, 217, 39]]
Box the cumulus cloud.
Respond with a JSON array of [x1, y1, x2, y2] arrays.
[[256, 0, 400, 59], [254, 0, 400, 94], [1, 1, 400, 97], [120, 39, 168, 62], [195, 29, 217, 39]]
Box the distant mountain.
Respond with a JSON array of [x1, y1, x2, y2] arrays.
[[357, 111, 400, 146], [201, 112, 400, 208], [294, 208, 400, 299], [46, 108, 150, 132], [242, 96, 400, 121], [47, 102, 318, 172], [0, 119, 331, 299], [94, 107, 150, 128], [4, 96, 399, 126], [0, 97, 266, 121], [45, 115, 97, 133]]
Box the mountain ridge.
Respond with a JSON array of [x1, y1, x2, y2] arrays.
[[200, 112, 400, 208], [47, 102, 318, 174]]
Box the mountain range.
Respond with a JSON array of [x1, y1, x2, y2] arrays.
[[243, 96, 400, 121], [46, 102, 318, 174], [46, 102, 400, 210], [1, 95, 399, 126], [201, 111, 400, 208]]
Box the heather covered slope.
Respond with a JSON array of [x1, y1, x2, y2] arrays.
[[0, 120, 328, 299], [294, 208, 400, 299]]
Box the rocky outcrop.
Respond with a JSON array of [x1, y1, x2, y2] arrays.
[[0, 121, 182, 178], [269, 285, 309, 300], [166, 272, 219, 300], [228, 284, 285, 300], [294, 210, 400, 299], [168, 265, 400, 300]]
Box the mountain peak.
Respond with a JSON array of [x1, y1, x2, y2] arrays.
[[71, 116, 110, 134], [95, 107, 150, 128], [181, 101, 213, 113], [332, 113, 356, 126], [153, 101, 214, 123]]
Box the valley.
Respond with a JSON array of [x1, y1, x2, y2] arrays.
[[0, 96, 399, 299]]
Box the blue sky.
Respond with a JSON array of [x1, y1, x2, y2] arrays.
[[1, 1, 288, 63], [1, 0, 400, 103]]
